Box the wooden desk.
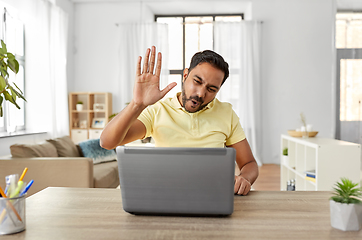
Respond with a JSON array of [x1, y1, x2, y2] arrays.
[[2, 187, 361, 239]]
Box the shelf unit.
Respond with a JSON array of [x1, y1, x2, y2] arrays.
[[280, 134, 361, 191], [69, 92, 112, 143]]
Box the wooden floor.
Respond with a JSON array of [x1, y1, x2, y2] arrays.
[[252, 164, 280, 191]]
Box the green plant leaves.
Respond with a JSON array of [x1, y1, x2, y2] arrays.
[[1, 40, 7, 53], [0, 67, 8, 78], [283, 147, 288, 156], [0, 76, 6, 91], [330, 178, 362, 204], [7, 53, 19, 74], [0, 40, 25, 117], [8, 85, 26, 102], [3, 90, 20, 109], [0, 95, 3, 117], [13, 82, 24, 95]]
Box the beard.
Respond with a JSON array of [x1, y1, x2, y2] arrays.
[[181, 79, 209, 113]]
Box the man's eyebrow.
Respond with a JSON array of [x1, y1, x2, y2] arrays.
[[194, 75, 220, 90], [194, 75, 203, 82]]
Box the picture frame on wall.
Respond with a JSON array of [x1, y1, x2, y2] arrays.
[[92, 118, 105, 128]]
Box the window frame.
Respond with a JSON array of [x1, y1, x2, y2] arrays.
[[335, 11, 362, 141], [0, 7, 26, 133], [155, 13, 244, 81]]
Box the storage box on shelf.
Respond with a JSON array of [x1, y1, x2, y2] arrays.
[[280, 134, 361, 191], [69, 92, 112, 143]]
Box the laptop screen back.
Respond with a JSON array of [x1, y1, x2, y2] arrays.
[[116, 146, 235, 216]]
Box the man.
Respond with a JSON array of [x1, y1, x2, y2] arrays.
[[100, 46, 259, 195]]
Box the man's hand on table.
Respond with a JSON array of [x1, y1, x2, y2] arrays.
[[234, 174, 251, 195]]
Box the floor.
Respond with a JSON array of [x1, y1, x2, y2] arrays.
[[252, 164, 280, 191]]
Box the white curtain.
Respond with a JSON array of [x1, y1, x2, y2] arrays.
[[49, 4, 69, 138], [117, 22, 168, 110], [24, 0, 69, 137], [214, 21, 262, 166]]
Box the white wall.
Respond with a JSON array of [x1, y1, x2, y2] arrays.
[[73, 1, 142, 111], [0, 133, 50, 156], [253, 0, 336, 163], [72, 0, 336, 164]]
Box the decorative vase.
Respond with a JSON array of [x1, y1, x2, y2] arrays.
[[76, 104, 83, 111], [330, 200, 362, 231]]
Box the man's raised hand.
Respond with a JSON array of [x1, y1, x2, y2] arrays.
[[133, 46, 177, 108]]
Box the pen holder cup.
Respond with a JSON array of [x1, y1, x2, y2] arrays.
[[0, 194, 26, 235]]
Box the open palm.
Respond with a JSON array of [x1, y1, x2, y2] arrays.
[[133, 46, 176, 107]]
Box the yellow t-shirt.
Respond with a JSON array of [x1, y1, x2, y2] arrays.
[[137, 93, 246, 148]]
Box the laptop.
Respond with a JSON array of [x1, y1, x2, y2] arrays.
[[116, 146, 236, 216]]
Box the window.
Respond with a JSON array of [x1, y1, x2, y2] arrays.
[[335, 12, 362, 143], [155, 14, 243, 98], [336, 13, 362, 122], [0, 7, 25, 132], [336, 13, 362, 49]]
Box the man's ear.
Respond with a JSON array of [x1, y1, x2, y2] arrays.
[[182, 68, 189, 83]]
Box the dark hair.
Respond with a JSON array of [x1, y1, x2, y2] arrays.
[[188, 50, 229, 85]]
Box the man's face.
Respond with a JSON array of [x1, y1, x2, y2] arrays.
[[178, 62, 224, 113]]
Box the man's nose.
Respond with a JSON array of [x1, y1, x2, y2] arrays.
[[196, 87, 207, 100]]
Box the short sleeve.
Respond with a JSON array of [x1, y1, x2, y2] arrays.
[[137, 105, 155, 138], [225, 110, 246, 146]]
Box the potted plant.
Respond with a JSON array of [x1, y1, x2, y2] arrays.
[[282, 147, 288, 165], [76, 101, 83, 111], [0, 40, 26, 117], [330, 178, 362, 231]]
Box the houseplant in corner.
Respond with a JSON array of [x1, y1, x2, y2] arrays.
[[330, 177, 362, 231], [0, 40, 26, 117]]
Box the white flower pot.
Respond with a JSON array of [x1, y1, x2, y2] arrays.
[[330, 200, 362, 231], [76, 104, 83, 111], [282, 155, 289, 165]]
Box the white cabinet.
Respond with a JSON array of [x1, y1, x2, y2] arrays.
[[71, 129, 88, 144], [280, 134, 361, 191], [89, 129, 102, 139]]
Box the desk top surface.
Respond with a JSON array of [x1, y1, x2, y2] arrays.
[[2, 187, 361, 240]]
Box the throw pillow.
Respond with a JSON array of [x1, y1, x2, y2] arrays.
[[47, 136, 80, 157], [10, 142, 58, 158], [78, 138, 116, 164]]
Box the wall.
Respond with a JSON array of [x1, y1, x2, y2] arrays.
[[73, 1, 142, 112], [72, 0, 336, 164], [0, 133, 49, 156], [253, 0, 336, 163]]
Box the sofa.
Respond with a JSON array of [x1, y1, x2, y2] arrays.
[[0, 136, 119, 196]]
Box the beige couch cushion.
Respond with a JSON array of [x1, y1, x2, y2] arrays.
[[93, 160, 119, 188], [10, 142, 58, 157], [47, 136, 80, 157]]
